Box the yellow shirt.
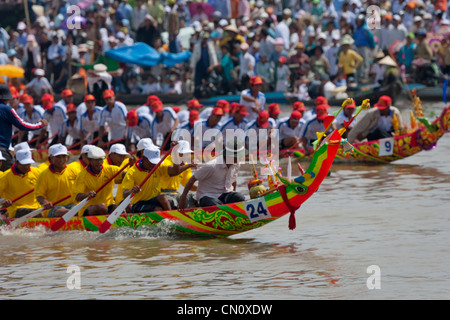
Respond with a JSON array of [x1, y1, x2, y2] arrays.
[[0, 165, 41, 218], [338, 49, 363, 75], [35, 165, 78, 217], [67, 159, 88, 176], [159, 155, 192, 192], [103, 157, 130, 205], [121, 160, 167, 205], [72, 165, 122, 216]]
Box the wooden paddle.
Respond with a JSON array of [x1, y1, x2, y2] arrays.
[[9, 194, 71, 228], [50, 160, 132, 231], [98, 146, 174, 234]]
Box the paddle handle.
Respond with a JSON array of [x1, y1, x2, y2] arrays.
[[1, 188, 34, 211]]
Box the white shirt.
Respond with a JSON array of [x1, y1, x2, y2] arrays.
[[20, 106, 44, 137], [151, 108, 178, 142], [194, 157, 240, 200], [98, 102, 128, 140], [239, 89, 266, 122], [127, 113, 153, 142], [239, 51, 256, 79], [277, 118, 304, 141], [79, 106, 102, 135], [43, 104, 67, 137]]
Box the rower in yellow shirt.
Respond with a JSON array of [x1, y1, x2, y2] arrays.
[[121, 147, 171, 212], [35, 144, 77, 217], [160, 140, 198, 208], [103, 143, 132, 205], [72, 146, 130, 216], [0, 149, 40, 218]]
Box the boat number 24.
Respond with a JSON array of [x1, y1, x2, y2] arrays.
[[245, 198, 272, 223]]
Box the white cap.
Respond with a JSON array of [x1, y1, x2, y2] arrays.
[[15, 149, 35, 165], [219, 19, 228, 27], [143, 148, 161, 164], [14, 142, 33, 154], [87, 146, 106, 159], [110, 143, 129, 155], [137, 138, 157, 151], [17, 21, 26, 30], [49, 143, 69, 157], [35, 68, 45, 76], [175, 140, 193, 154], [81, 144, 93, 154]]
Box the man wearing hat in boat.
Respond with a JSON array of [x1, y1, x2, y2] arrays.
[[150, 100, 179, 150], [98, 89, 128, 148], [35, 144, 78, 218], [333, 98, 357, 138], [125, 109, 153, 152], [55, 89, 74, 111], [193, 106, 224, 150], [240, 76, 266, 122], [17, 94, 46, 148], [67, 144, 92, 175], [0, 149, 41, 218], [58, 104, 81, 146], [178, 139, 246, 209], [41, 93, 67, 146], [121, 147, 172, 212], [300, 104, 335, 153], [72, 146, 129, 216], [347, 95, 404, 143], [277, 110, 305, 150], [79, 94, 102, 146], [219, 104, 249, 145], [172, 109, 200, 145]]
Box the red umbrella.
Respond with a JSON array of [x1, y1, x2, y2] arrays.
[[188, 2, 215, 18]]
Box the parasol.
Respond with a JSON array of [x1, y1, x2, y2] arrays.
[[188, 2, 215, 18], [0, 65, 25, 78]]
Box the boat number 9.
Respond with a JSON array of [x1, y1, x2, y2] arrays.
[[378, 137, 394, 156], [245, 198, 272, 223]]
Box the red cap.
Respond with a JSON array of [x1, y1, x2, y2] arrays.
[[249, 76, 264, 85], [189, 110, 199, 124], [278, 56, 287, 63], [230, 102, 240, 113], [315, 104, 329, 120], [84, 94, 96, 102], [126, 109, 138, 127], [374, 95, 392, 110], [187, 98, 200, 109], [314, 96, 328, 106], [216, 100, 230, 113], [292, 101, 306, 111], [66, 103, 77, 113], [235, 104, 250, 115], [211, 107, 224, 116], [41, 93, 54, 103], [290, 110, 302, 120], [102, 89, 115, 99], [344, 99, 356, 108], [21, 94, 33, 104], [151, 100, 163, 112], [268, 103, 281, 114], [257, 110, 270, 128], [172, 106, 180, 113], [146, 95, 160, 106], [9, 86, 19, 98], [62, 89, 74, 97]]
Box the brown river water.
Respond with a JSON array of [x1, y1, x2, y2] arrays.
[[0, 100, 449, 300]]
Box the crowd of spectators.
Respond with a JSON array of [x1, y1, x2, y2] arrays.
[[0, 0, 450, 103]]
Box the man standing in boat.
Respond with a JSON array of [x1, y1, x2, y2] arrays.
[[300, 104, 335, 154], [178, 139, 246, 209], [347, 95, 404, 143], [0, 84, 48, 171]]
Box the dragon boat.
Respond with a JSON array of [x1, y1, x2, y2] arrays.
[[283, 102, 450, 164], [0, 129, 343, 236]]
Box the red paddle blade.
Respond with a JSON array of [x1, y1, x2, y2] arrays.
[[51, 218, 66, 231], [98, 221, 112, 234]]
